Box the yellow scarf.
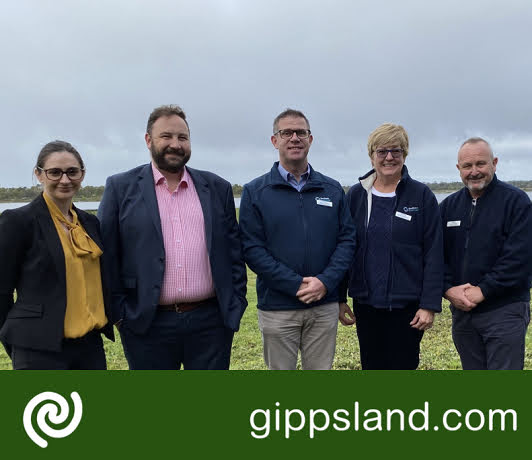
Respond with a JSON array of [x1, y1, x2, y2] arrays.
[[45, 197, 102, 258], [43, 192, 107, 338]]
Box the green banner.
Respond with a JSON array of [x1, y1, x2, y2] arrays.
[[1, 372, 529, 457]]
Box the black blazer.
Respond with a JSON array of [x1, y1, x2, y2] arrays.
[[0, 194, 114, 354], [97, 164, 248, 335]]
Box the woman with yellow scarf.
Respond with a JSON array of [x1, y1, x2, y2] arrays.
[[0, 140, 114, 369]]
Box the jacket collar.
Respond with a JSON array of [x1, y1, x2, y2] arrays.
[[136, 164, 213, 254], [33, 194, 66, 281], [137, 164, 163, 242], [269, 161, 324, 190], [187, 167, 213, 253], [464, 173, 499, 202], [358, 165, 410, 226], [359, 165, 411, 192], [359, 170, 377, 192]]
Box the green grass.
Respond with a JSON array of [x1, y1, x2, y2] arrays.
[[1, 270, 531, 370]]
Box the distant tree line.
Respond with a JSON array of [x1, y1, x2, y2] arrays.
[[424, 181, 532, 192], [232, 184, 243, 196], [1, 181, 531, 202], [0, 186, 104, 202], [340, 181, 532, 194]]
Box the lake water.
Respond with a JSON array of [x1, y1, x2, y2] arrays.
[[0, 201, 101, 212], [1, 193, 531, 212]]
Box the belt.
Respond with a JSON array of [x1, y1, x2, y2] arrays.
[[157, 297, 216, 313]]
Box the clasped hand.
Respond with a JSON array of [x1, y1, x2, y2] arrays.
[[296, 277, 327, 304], [445, 283, 485, 311]]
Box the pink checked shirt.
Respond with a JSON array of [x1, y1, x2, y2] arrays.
[[152, 164, 215, 304]]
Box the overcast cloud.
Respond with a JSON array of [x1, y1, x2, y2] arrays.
[[1, 0, 531, 187]]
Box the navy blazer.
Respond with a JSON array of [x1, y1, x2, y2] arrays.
[[97, 164, 247, 334], [0, 194, 114, 353]]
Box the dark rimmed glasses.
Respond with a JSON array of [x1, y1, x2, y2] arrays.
[[274, 129, 312, 139], [374, 148, 404, 159], [37, 167, 85, 181]]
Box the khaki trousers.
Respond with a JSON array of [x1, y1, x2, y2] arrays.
[[258, 302, 339, 370]]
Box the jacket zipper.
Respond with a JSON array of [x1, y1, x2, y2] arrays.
[[387, 194, 398, 310], [461, 198, 477, 282], [362, 196, 369, 293], [299, 192, 309, 274]]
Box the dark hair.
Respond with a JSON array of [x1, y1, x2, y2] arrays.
[[35, 140, 85, 170], [146, 104, 189, 135], [273, 108, 310, 133]]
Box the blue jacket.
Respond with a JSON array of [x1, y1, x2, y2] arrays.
[[239, 162, 356, 311], [344, 166, 443, 311], [440, 175, 532, 311], [98, 164, 247, 333]]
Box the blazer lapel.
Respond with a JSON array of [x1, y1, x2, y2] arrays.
[[188, 167, 213, 253], [138, 164, 164, 243], [34, 195, 66, 281]]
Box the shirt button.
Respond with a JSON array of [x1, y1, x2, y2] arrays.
[[178, 289, 182, 292]]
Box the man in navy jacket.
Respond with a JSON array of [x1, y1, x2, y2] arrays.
[[440, 137, 532, 370], [239, 109, 355, 370], [98, 105, 247, 370]]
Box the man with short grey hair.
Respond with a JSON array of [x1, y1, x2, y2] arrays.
[[239, 108, 355, 370], [440, 137, 532, 369]]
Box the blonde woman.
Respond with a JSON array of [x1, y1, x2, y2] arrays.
[[340, 124, 443, 369]]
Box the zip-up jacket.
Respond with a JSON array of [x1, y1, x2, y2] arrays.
[[440, 175, 532, 312], [239, 162, 356, 311], [344, 165, 443, 312]]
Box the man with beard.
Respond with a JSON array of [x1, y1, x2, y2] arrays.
[[98, 105, 247, 369], [440, 137, 532, 369]]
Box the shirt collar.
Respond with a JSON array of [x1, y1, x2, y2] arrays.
[[151, 163, 190, 188], [277, 162, 310, 183]]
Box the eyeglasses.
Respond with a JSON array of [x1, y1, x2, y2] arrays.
[[274, 129, 312, 139], [374, 148, 404, 159], [37, 167, 84, 181]]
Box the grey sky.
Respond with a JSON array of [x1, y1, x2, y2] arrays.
[[1, 0, 531, 187]]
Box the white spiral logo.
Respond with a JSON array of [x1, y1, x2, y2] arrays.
[[23, 391, 83, 448]]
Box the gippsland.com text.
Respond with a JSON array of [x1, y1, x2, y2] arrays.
[[249, 402, 518, 439]]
